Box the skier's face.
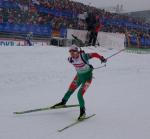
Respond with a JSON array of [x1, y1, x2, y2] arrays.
[[69, 50, 79, 58]]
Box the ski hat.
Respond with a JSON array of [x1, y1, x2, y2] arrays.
[[69, 44, 79, 52]]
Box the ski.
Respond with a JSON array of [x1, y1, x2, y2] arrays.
[[72, 34, 100, 47], [13, 104, 79, 115], [72, 34, 86, 47], [58, 114, 96, 132]]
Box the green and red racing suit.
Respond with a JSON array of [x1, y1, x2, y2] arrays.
[[62, 52, 103, 108]]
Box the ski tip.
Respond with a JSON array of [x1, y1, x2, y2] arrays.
[[13, 111, 25, 115], [13, 112, 20, 114], [91, 114, 96, 117], [58, 129, 62, 132], [72, 34, 77, 38]]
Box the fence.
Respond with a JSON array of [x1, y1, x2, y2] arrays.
[[0, 23, 67, 38]]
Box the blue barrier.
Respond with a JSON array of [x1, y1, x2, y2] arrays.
[[60, 27, 67, 38], [0, 23, 52, 36], [0, 23, 67, 37]]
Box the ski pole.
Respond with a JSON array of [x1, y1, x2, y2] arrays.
[[72, 34, 86, 47], [94, 48, 125, 70], [106, 48, 126, 60], [94, 64, 106, 70]]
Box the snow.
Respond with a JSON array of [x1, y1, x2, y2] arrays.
[[0, 46, 150, 139]]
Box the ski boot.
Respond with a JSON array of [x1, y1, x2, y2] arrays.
[[78, 107, 86, 121], [51, 99, 66, 108]]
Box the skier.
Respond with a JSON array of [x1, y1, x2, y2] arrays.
[[52, 44, 107, 120]]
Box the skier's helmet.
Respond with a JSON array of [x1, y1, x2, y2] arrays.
[[69, 44, 79, 52]]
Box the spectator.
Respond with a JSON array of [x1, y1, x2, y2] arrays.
[[0, 0, 149, 42]]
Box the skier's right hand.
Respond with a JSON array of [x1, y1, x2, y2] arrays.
[[100, 56, 107, 63]]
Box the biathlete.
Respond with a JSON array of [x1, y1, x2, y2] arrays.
[[52, 44, 107, 120]]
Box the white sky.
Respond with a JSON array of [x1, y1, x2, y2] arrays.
[[74, 0, 150, 12]]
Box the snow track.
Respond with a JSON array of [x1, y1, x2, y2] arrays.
[[0, 46, 150, 139]]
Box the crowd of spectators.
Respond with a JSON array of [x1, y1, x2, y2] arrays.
[[0, 0, 150, 36], [125, 29, 150, 48]]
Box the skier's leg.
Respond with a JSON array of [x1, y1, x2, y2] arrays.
[[77, 79, 92, 120], [77, 79, 92, 108], [52, 75, 81, 107], [62, 75, 81, 103]]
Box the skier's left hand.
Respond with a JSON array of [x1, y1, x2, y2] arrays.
[[100, 56, 107, 63]]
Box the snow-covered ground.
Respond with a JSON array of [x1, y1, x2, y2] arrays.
[[0, 46, 150, 139]]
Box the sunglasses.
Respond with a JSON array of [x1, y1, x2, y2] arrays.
[[69, 50, 78, 53]]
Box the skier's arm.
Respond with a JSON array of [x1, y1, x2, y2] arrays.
[[89, 53, 107, 63], [89, 53, 103, 59]]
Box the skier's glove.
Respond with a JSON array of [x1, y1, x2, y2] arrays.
[[100, 56, 107, 63]]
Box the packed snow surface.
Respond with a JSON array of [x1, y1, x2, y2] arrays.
[[0, 46, 150, 139]]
